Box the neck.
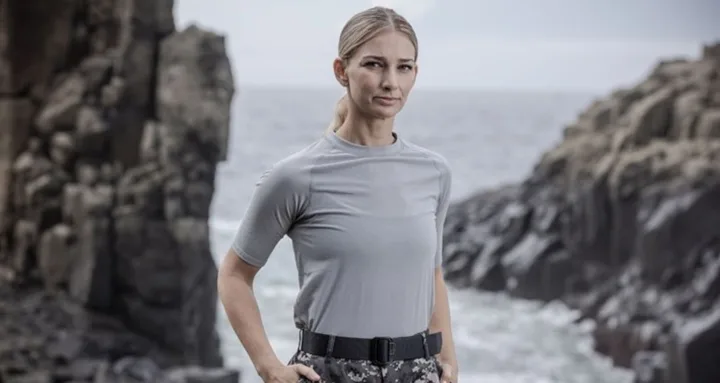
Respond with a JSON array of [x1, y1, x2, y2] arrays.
[[335, 108, 396, 147]]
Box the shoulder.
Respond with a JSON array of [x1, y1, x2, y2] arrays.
[[400, 139, 452, 202], [401, 139, 452, 178], [257, 139, 324, 191]]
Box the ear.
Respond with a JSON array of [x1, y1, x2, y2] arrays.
[[333, 58, 348, 87]]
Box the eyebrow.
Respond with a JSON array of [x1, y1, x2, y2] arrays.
[[361, 55, 415, 63]]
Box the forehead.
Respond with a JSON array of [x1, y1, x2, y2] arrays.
[[354, 30, 415, 60]]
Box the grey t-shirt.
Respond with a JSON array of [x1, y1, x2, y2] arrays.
[[231, 131, 452, 338]]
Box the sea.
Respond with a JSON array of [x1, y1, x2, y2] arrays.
[[208, 86, 635, 383]]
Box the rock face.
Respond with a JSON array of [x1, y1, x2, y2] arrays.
[[442, 43, 720, 383], [0, 0, 237, 381], [0, 287, 240, 383]]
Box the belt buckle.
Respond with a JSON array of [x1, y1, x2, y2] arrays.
[[371, 337, 396, 366]]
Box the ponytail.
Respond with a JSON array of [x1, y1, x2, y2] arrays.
[[326, 94, 349, 135]]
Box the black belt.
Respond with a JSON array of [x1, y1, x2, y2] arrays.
[[298, 329, 443, 365]]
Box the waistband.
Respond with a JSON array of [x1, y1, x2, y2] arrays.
[[297, 329, 443, 366]]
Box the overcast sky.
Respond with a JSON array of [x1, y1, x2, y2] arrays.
[[175, 0, 719, 92]]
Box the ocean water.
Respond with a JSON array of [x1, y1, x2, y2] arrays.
[[209, 86, 634, 382]]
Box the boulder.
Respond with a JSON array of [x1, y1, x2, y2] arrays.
[[0, 287, 241, 382]]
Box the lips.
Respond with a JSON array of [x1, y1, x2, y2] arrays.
[[374, 96, 398, 106]]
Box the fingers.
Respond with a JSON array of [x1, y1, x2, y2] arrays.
[[440, 363, 454, 383], [292, 364, 321, 381]]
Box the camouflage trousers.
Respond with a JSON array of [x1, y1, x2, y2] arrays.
[[289, 350, 444, 383]]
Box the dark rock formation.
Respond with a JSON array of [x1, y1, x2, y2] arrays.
[[0, 287, 239, 382], [442, 42, 720, 383], [0, 0, 237, 381]]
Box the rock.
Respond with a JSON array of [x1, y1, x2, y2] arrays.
[[0, 98, 34, 241], [75, 106, 111, 157], [35, 73, 86, 134], [111, 356, 167, 382], [139, 121, 161, 163], [626, 87, 674, 146], [0, 287, 240, 383], [78, 55, 113, 91], [668, 90, 704, 139], [2, 0, 77, 98], [37, 223, 75, 290], [108, 0, 159, 169], [0, 0, 238, 380], [50, 132, 76, 168], [166, 366, 241, 383], [68, 211, 114, 310], [11, 220, 39, 276], [694, 108, 720, 138], [703, 43, 720, 60], [101, 76, 126, 108], [632, 351, 668, 383], [443, 42, 720, 383], [6, 371, 53, 383], [665, 304, 720, 383], [157, 25, 234, 162], [107, 356, 241, 383]]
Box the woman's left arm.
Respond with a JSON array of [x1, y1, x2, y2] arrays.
[[430, 267, 458, 383], [430, 157, 457, 382]]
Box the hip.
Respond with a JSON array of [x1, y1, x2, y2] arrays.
[[289, 329, 444, 382], [289, 350, 443, 383]]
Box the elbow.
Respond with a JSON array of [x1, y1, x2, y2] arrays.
[[216, 255, 232, 305], [434, 267, 447, 287], [217, 249, 258, 299]]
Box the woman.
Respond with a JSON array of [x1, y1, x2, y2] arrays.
[[218, 6, 458, 383]]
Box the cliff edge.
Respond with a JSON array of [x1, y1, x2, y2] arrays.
[[0, 0, 238, 381], [442, 43, 720, 383]]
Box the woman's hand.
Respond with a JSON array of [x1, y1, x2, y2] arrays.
[[259, 363, 321, 382], [438, 360, 457, 383]]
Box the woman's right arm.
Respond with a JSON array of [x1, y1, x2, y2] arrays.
[[218, 251, 320, 381], [218, 251, 278, 375], [218, 160, 317, 381]]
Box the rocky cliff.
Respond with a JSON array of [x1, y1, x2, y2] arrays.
[[442, 43, 720, 383], [0, 0, 238, 382]]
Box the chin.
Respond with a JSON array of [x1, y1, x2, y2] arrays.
[[371, 105, 403, 120]]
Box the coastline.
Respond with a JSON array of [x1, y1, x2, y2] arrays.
[[442, 42, 720, 383]]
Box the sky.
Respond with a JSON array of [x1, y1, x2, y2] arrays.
[[175, 0, 720, 92]]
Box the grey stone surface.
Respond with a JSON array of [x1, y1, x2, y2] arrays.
[[443, 43, 720, 383], [0, 0, 238, 381]]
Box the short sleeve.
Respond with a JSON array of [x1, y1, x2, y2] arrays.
[[434, 159, 452, 268], [231, 160, 310, 268]]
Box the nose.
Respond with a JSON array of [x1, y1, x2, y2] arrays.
[[380, 70, 399, 91]]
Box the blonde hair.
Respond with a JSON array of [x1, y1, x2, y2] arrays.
[[325, 6, 419, 134]]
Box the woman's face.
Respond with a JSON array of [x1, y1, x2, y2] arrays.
[[336, 29, 418, 120]]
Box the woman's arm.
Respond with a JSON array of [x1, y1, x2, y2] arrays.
[[430, 158, 456, 381], [218, 159, 315, 380], [218, 251, 320, 381], [217, 250, 285, 375], [430, 267, 458, 382]]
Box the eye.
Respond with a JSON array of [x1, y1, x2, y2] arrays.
[[399, 64, 414, 71], [363, 61, 383, 68]]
